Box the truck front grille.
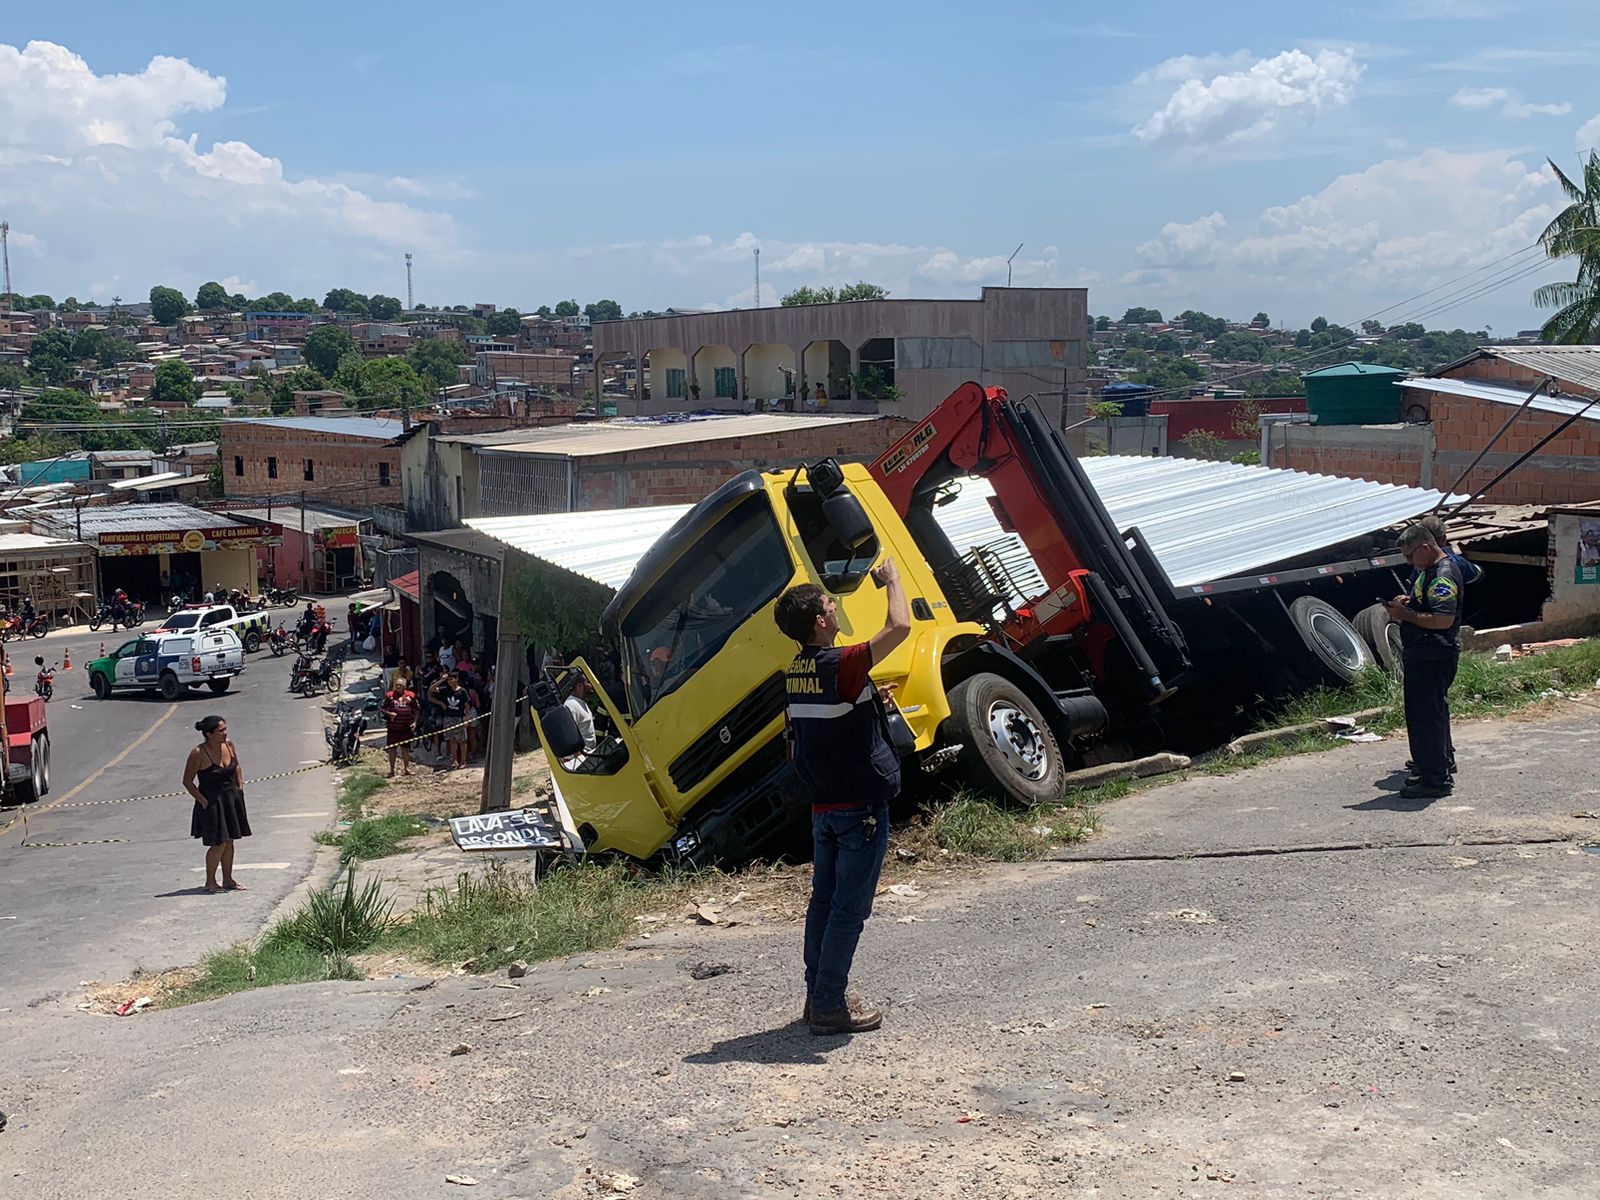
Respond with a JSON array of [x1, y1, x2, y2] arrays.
[[668, 671, 787, 793]]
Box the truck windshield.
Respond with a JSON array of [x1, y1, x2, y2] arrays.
[[618, 494, 791, 717]]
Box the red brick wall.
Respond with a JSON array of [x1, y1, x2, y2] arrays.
[[1277, 443, 1426, 488], [574, 418, 912, 509], [1426, 390, 1600, 504], [221, 424, 403, 504], [1152, 396, 1306, 441]]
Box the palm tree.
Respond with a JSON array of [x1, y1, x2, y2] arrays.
[[1534, 151, 1600, 343]]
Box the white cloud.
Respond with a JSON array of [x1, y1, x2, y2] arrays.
[[218, 275, 258, 295], [1579, 112, 1600, 151], [1134, 48, 1363, 148], [0, 40, 461, 298], [1136, 212, 1227, 267], [387, 175, 477, 200], [1449, 86, 1571, 118]]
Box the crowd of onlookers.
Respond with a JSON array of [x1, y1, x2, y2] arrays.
[[378, 625, 499, 777]]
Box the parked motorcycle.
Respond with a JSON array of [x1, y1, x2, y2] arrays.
[[267, 623, 298, 657], [291, 649, 345, 697], [168, 592, 191, 615], [265, 585, 300, 607], [288, 652, 318, 694], [325, 705, 368, 763], [0, 612, 21, 642], [33, 657, 55, 702]]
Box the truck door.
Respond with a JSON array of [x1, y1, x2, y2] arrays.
[[539, 660, 675, 860]]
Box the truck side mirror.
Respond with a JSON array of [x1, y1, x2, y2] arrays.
[[822, 492, 874, 553], [539, 705, 584, 761]]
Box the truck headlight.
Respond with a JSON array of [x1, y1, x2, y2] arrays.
[[672, 830, 701, 856]]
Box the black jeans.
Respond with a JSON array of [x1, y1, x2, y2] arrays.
[[1403, 650, 1458, 788]]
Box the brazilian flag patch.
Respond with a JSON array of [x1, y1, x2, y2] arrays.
[[1429, 576, 1459, 602]]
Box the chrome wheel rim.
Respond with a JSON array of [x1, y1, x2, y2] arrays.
[[985, 701, 1049, 781]]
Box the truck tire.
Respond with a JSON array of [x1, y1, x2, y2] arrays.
[[1288, 596, 1372, 685], [945, 672, 1065, 806], [159, 671, 182, 701], [1353, 603, 1405, 678], [36, 733, 50, 796], [244, 630, 261, 652], [91, 671, 112, 700], [10, 760, 39, 806], [208, 678, 230, 694]]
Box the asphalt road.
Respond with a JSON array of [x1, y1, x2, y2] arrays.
[[0, 627, 339, 1011], [4, 708, 1599, 1198]]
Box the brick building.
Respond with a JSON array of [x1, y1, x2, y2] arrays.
[[221, 414, 412, 507], [1265, 346, 1600, 505], [402, 412, 909, 530], [473, 351, 577, 392]]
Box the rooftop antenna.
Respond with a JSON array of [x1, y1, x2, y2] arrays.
[[405, 252, 414, 310], [753, 247, 761, 308], [1006, 242, 1024, 288]]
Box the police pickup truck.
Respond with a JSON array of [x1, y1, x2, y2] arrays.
[[87, 628, 246, 700], [157, 602, 272, 652]]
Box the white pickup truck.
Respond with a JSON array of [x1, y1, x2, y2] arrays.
[[87, 628, 246, 700], [157, 602, 273, 653]]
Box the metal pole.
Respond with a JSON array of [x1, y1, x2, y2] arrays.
[[481, 549, 521, 814], [299, 489, 307, 588]]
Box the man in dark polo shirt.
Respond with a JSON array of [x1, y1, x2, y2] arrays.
[[775, 557, 911, 1035], [1385, 524, 1465, 800]]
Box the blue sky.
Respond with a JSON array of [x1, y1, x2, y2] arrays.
[[1, 1, 1596, 331]]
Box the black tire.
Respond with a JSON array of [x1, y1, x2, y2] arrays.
[[944, 672, 1066, 806], [88, 615, 103, 632], [37, 733, 50, 796], [1353, 603, 1405, 678], [29, 622, 46, 639], [91, 671, 112, 700], [11, 762, 38, 806], [325, 673, 341, 694], [270, 638, 286, 657], [1287, 596, 1372, 685], [40, 682, 52, 702], [159, 671, 182, 701], [208, 678, 230, 694], [244, 630, 261, 653]]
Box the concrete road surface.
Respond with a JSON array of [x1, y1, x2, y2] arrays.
[[3, 710, 1599, 1199], [0, 638, 338, 1012]]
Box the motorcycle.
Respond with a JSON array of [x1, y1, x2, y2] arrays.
[[265, 585, 300, 607], [121, 601, 146, 629], [267, 623, 298, 657], [288, 652, 318, 694], [33, 657, 55, 702], [325, 705, 368, 763], [24, 613, 49, 639], [168, 592, 190, 615]]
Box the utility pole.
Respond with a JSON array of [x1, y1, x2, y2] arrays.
[[753, 247, 760, 308], [405, 253, 414, 311], [1, 221, 11, 316]]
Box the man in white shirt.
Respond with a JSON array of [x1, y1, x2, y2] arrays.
[[561, 676, 598, 770]]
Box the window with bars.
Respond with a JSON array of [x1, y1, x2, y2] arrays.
[[713, 367, 736, 397], [665, 368, 687, 398]]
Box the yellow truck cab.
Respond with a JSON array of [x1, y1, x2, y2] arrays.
[[535, 460, 1106, 866]]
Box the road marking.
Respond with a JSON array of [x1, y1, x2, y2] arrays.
[[190, 862, 291, 871], [266, 811, 327, 819], [0, 703, 178, 844]]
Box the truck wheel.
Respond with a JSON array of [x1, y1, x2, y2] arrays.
[[36, 733, 50, 796], [91, 672, 112, 700], [1288, 597, 1372, 685], [945, 672, 1065, 806], [244, 630, 261, 652], [208, 678, 231, 694], [10, 762, 38, 806], [1353, 603, 1405, 679], [159, 672, 182, 701]]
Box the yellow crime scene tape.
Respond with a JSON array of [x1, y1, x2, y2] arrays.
[[11, 694, 530, 850]]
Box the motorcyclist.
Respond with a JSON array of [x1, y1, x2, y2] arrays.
[[21, 595, 35, 625], [111, 587, 129, 624]]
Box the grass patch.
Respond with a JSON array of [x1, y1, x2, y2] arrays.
[[326, 812, 428, 861], [512, 775, 535, 796], [391, 859, 654, 972], [337, 766, 388, 820], [168, 940, 341, 1005], [1200, 731, 1344, 775], [925, 787, 1103, 862]]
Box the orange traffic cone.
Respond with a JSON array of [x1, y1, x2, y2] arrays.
[[100, 641, 106, 657], [63, 648, 72, 671]]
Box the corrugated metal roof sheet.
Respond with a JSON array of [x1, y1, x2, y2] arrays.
[[1399, 375, 1600, 422], [1473, 345, 1600, 392], [464, 413, 885, 458], [107, 471, 195, 491], [226, 505, 368, 531], [468, 456, 1450, 592], [29, 502, 282, 539], [225, 415, 408, 441]]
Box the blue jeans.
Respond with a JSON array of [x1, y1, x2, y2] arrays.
[[804, 804, 889, 1013]]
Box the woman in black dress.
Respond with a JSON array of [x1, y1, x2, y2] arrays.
[[182, 715, 252, 893]]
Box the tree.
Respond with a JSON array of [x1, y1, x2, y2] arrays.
[[270, 366, 327, 415], [0, 364, 23, 393], [195, 280, 230, 310], [1389, 322, 1425, 340], [1211, 331, 1268, 362], [835, 282, 889, 302], [408, 338, 469, 391], [535, 305, 553, 319], [1360, 319, 1384, 336], [1122, 306, 1162, 324], [1177, 309, 1227, 339], [584, 299, 623, 322], [150, 359, 197, 405], [781, 285, 836, 306], [1534, 150, 1600, 344], [1294, 328, 1312, 349], [70, 327, 103, 362], [322, 287, 369, 314], [367, 294, 403, 321], [1250, 311, 1271, 329], [303, 324, 357, 376], [149, 285, 190, 326], [1153, 331, 1184, 354], [95, 335, 143, 369], [1180, 429, 1228, 461], [32, 328, 76, 361], [781, 282, 889, 306], [59, 296, 81, 312], [485, 308, 523, 337], [259, 291, 295, 311], [1310, 315, 1329, 333], [552, 299, 580, 318], [335, 356, 427, 411], [229, 292, 249, 309], [1094, 314, 1110, 331]]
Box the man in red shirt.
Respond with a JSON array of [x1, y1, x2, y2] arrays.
[[774, 556, 910, 1035], [381, 682, 420, 777]]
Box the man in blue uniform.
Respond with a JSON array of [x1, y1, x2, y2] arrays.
[[1410, 515, 1480, 778], [1385, 524, 1464, 800], [774, 557, 910, 1035]]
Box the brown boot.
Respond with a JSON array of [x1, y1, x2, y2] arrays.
[[809, 996, 882, 1035]]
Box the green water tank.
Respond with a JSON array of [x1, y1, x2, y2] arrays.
[[1301, 361, 1407, 425]]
